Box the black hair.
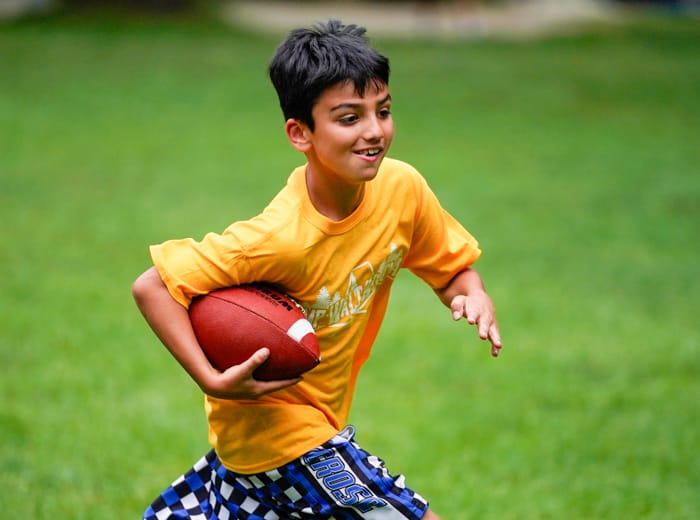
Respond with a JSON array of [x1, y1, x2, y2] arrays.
[[268, 19, 390, 131]]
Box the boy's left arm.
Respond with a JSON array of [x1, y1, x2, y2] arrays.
[[435, 268, 502, 357]]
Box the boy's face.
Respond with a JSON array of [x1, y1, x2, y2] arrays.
[[303, 80, 394, 187]]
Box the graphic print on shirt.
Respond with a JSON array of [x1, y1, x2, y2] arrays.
[[303, 243, 404, 331]]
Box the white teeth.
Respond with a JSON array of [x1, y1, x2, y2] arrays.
[[355, 148, 381, 157]]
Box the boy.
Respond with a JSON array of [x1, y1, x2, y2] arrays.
[[133, 19, 501, 520]]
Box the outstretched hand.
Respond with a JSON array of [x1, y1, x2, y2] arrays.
[[204, 348, 302, 400], [450, 290, 502, 357]]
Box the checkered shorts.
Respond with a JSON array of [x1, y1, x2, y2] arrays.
[[143, 425, 429, 519]]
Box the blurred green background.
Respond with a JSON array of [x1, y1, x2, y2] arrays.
[[1, 2, 698, 518]]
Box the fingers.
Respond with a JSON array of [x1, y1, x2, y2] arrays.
[[451, 294, 503, 357], [488, 322, 502, 358], [253, 376, 304, 395], [211, 348, 301, 400], [451, 295, 485, 327]]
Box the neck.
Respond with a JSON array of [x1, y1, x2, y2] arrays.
[[305, 167, 365, 222]]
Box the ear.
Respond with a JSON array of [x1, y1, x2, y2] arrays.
[[285, 119, 312, 153]]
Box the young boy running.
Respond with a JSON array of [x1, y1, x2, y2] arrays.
[[133, 19, 502, 519]]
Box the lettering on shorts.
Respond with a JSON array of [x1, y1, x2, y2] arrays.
[[303, 448, 388, 513]]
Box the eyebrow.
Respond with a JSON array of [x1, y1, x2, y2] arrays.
[[330, 94, 392, 112]]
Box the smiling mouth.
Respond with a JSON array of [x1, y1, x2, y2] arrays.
[[355, 148, 382, 157]]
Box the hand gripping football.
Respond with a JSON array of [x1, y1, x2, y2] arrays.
[[189, 284, 320, 381]]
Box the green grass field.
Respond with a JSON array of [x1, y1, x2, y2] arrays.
[[1, 9, 698, 519]]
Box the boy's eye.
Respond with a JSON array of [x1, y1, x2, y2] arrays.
[[379, 107, 392, 118], [339, 114, 358, 124]]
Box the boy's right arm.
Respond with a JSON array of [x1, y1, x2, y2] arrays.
[[131, 266, 301, 399]]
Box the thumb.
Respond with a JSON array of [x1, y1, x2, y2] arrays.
[[237, 347, 270, 375], [450, 295, 467, 320]]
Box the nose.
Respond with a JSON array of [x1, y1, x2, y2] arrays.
[[363, 115, 384, 142]]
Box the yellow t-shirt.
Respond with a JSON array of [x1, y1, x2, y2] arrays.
[[150, 158, 481, 474]]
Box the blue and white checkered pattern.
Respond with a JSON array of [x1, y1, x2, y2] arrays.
[[143, 426, 429, 519]]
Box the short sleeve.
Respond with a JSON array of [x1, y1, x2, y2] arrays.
[[402, 173, 481, 289], [149, 228, 255, 308]]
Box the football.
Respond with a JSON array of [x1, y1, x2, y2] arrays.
[[188, 284, 320, 381]]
